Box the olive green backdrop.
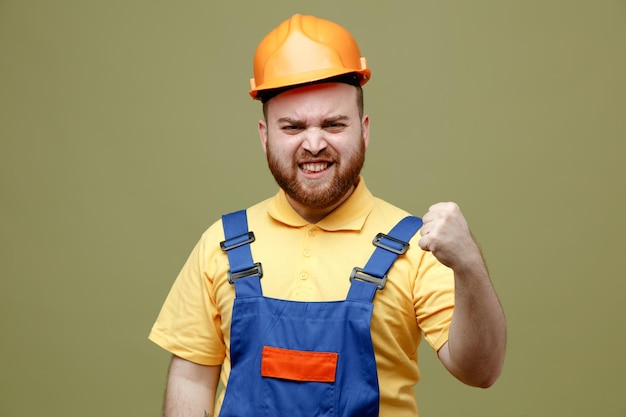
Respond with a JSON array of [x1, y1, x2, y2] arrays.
[[1, 1, 624, 416]]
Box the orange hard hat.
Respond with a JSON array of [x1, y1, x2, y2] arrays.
[[249, 14, 371, 100]]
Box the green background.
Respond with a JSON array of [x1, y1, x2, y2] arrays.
[[1, 1, 624, 416]]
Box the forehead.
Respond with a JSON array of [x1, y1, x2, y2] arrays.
[[265, 82, 359, 120]]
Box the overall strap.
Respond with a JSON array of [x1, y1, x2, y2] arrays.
[[220, 209, 263, 298], [347, 216, 423, 303]]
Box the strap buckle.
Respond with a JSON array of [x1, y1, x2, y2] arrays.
[[350, 267, 387, 290], [228, 262, 263, 284], [372, 233, 410, 255], [220, 231, 255, 251]]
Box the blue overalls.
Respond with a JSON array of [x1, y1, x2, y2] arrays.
[[218, 210, 422, 417]]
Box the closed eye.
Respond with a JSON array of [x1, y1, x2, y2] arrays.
[[322, 121, 347, 133], [277, 118, 306, 134], [281, 124, 305, 133]]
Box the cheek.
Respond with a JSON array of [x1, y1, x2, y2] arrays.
[[335, 139, 363, 160], [268, 135, 301, 158], [267, 140, 295, 167]]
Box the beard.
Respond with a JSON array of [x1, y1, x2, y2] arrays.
[[266, 138, 366, 210]]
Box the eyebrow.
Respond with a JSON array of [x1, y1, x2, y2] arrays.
[[276, 115, 350, 125]]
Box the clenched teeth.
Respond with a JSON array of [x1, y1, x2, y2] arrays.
[[301, 162, 329, 173]]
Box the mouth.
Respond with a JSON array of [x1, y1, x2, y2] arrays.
[[300, 161, 333, 174]]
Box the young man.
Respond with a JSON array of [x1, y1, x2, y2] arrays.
[[150, 14, 506, 417]]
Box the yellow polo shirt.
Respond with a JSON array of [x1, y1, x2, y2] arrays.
[[149, 177, 454, 416]]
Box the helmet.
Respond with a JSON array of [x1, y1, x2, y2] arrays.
[[249, 14, 371, 100]]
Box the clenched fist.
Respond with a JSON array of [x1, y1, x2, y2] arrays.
[[418, 202, 482, 272]]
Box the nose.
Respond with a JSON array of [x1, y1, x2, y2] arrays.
[[302, 127, 328, 156]]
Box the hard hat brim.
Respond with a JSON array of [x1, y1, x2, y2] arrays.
[[249, 67, 371, 100]]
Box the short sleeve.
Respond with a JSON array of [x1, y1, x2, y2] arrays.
[[413, 251, 455, 352], [148, 232, 226, 366]]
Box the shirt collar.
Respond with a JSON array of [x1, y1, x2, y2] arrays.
[[267, 176, 374, 231]]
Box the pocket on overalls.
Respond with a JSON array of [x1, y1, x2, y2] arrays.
[[260, 346, 338, 416]]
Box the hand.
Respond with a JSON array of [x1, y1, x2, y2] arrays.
[[418, 202, 481, 271]]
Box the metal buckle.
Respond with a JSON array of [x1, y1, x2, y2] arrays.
[[220, 231, 255, 251], [372, 233, 409, 255], [349, 267, 387, 290], [228, 262, 263, 284]]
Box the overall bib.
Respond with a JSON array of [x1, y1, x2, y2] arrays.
[[218, 210, 422, 417]]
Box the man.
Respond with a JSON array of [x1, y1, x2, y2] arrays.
[[150, 14, 506, 417]]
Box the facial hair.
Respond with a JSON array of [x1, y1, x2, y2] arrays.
[[266, 136, 366, 210]]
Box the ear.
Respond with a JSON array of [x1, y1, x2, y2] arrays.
[[258, 119, 268, 154], [361, 115, 370, 149]]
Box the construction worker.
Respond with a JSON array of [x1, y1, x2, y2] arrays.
[[150, 14, 506, 417]]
